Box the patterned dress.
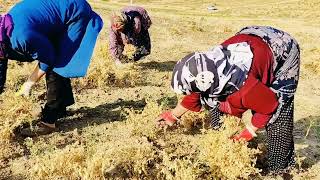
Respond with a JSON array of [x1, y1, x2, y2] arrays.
[[238, 26, 300, 173]]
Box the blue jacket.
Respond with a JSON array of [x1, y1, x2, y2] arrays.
[[8, 0, 103, 77]]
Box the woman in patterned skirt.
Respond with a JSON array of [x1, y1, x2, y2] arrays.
[[156, 26, 300, 173]]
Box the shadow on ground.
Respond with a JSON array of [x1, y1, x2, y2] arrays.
[[294, 115, 320, 170], [57, 99, 147, 133], [247, 116, 320, 174], [138, 61, 177, 72]]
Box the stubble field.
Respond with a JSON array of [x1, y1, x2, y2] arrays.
[[0, 0, 320, 179]]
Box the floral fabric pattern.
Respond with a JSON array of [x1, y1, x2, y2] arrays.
[[238, 26, 300, 124], [171, 42, 253, 108]]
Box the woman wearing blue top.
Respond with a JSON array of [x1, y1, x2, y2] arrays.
[[0, 0, 103, 136]]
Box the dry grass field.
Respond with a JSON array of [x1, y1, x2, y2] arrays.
[[1, 0, 320, 179]]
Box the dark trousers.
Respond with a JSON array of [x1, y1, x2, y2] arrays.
[[265, 98, 295, 173], [41, 70, 74, 124], [209, 105, 224, 130], [265, 37, 299, 173], [0, 59, 8, 93], [133, 29, 151, 61]]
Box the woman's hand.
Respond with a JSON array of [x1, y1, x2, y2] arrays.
[[15, 80, 35, 97], [155, 111, 180, 128], [155, 103, 189, 128], [231, 124, 258, 142], [219, 101, 246, 118], [16, 63, 45, 97]]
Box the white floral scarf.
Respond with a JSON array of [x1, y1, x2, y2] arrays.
[[171, 42, 253, 108]]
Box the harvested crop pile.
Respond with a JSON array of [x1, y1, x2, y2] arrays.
[[123, 44, 137, 60], [0, 92, 37, 176], [0, 93, 37, 141], [73, 42, 143, 89], [197, 116, 261, 179]]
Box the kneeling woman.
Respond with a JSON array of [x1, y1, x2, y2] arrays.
[[0, 0, 103, 136], [156, 26, 300, 173]]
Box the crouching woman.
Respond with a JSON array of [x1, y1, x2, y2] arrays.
[[156, 26, 300, 174], [0, 0, 103, 136], [109, 6, 152, 65]]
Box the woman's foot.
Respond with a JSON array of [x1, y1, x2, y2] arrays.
[[20, 121, 56, 137]]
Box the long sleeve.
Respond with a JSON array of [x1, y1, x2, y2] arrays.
[[227, 76, 278, 115], [10, 29, 55, 72], [180, 93, 202, 112], [226, 76, 279, 128], [39, 62, 50, 72], [219, 101, 247, 118], [251, 113, 271, 128], [27, 34, 55, 73], [109, 27, 124, 59]]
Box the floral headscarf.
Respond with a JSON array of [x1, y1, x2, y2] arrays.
[[171, 42, 253, 108]]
